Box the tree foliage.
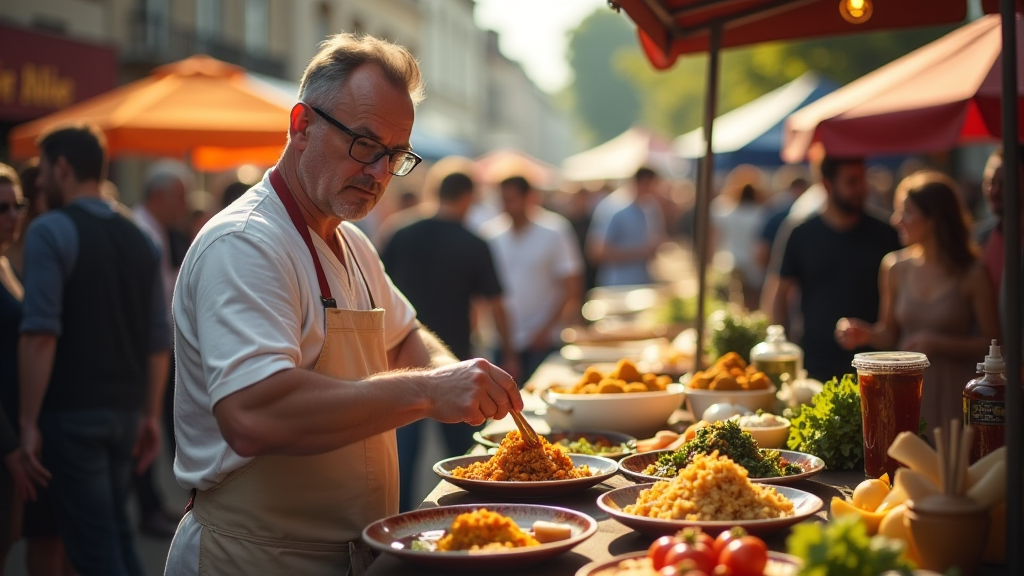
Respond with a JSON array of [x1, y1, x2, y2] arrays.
[[564, 8, 959, 142], [564, 10, 643, 147]]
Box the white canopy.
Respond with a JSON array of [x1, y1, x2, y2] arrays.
[[561, 126, 689, 182]]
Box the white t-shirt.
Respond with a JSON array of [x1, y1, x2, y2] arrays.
[[480, 209, 583, 351], [171, 170, 417, 491]]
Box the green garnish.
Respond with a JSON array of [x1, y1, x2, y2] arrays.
[[785, 375, 863, 471], [786, 515, 916, 575], [555, 437, 630, 455], [643, 420, 801, 478]]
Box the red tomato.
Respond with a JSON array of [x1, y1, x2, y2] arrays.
[[719, 536, 769, 576], [712, 527, 747, 560], [665, 542, 716, 574], [649, 535, 678, 570]]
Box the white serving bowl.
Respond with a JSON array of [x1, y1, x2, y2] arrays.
[[738, 417, 791, 449], [539, 384, 685, 438], [682, 384, 779, 421]]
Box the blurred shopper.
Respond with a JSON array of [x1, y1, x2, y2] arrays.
[[382, 170, 518, 512], [18, 125, 170, 576], [756, 174, 809, 271], [0, 164, 40, 571], [762, 155, 900, 382], [3, 162, 75, 576], [165, 34, 520, 576], [711, 183, 765, 310], [835, 171, 1000, 437], [220, 181, 250, 210], [481, 175, 584, 383], [132, 161, 192, 538], [587, 167, 666, 287]]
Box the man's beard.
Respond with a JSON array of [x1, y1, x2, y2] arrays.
[[833, 194, 862, 216], [327, 176, 380, 221]]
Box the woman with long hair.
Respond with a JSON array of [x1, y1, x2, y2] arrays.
[[836, 170, 1001, 436]]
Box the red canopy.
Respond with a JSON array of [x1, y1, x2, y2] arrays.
[[782, 13, 1021, 161], [614, 0, 968, 69]]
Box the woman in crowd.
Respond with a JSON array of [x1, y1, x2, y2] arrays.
[[835, 170, 1001, 436]]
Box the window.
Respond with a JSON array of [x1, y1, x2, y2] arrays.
[[196, 0, 222, 40], [245, 0, 270, 55]]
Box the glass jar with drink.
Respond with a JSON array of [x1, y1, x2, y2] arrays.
[[851, 351, 929, 478], [750, 325, 803, 388]]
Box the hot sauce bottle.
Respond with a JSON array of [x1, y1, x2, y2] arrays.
[[963, 339, 1006, 463]]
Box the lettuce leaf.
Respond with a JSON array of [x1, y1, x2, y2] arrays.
[[785, 374, 864, 470]]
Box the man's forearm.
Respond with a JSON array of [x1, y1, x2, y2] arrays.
[[388, 326, 458, 370], [18, 333, 57, 430], [146, 350, 171, 420]]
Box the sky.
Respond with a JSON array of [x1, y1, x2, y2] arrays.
[[473, 0, 616, 94]]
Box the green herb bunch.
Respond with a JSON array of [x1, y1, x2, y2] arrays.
[[705, 308, 769, 363], [645, 420, 800, 478], [786, 515, 916, 576], [785, 374, 863, 470]]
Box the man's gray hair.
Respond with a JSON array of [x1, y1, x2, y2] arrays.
[[299, 32, 425, 110], [144, 159, 193, 200]]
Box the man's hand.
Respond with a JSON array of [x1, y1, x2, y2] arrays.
[[17, 425, 51, 496], [424, 359, 522, 426], [4, 447, 45, 501], [835, 317, 872, 351], [133, 416, 162, 474]]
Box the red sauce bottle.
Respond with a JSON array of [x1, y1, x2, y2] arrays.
[[963, 339, 1006, 463]]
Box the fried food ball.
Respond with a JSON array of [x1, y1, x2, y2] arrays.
[[655, 375, 673, 388], [642, 373, 658, 385], [580, 383, 599, 394], [746, 372, 771, 390], [719, 351, 746, 371], [624, 382, 648, 393], [582, 367, 604, 384], [688, 371, 712, 390], [597, 380, 625, 393], [611, 359, 643, 383], [710, 374, 740, 391]]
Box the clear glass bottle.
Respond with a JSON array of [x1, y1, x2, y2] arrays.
[[963, 339, 1006, 463], [750, 325, 803, 388]]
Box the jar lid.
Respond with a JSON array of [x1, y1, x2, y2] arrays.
[[851, 351, 930, 373]]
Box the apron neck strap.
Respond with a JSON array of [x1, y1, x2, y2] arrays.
[[269, 167, 336, 309]]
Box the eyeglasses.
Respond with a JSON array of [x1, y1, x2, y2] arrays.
[[306, 104, 422, 177], [0, 199, 27, 216]]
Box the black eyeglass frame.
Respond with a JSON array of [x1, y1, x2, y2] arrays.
[[306, 103, 422, 177]]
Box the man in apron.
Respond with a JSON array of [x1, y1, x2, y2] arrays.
[[164, 33, 522, 576]]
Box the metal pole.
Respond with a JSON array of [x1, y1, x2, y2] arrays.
[[999, 3, 1021, 574], [693, 23, 721, 372]]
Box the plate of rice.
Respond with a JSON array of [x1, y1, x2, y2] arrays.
[[363, 504, 597, 570], [434, 430, 618, 498], [597, 452, 823, 537]]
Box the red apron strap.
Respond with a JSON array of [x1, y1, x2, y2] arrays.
[[269, 168, 336, 308]]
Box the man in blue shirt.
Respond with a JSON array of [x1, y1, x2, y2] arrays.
[[586, 167, 667, 287]]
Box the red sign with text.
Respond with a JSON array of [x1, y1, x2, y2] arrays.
[[0, 24, 118, 122]]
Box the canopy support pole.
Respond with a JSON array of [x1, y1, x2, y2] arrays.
[[694, 22, 722, 372], [999, 3, 1021, 573]]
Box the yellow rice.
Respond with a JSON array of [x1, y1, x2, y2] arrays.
[[436, 508, 540, 551], [450, 430, 591, 481]]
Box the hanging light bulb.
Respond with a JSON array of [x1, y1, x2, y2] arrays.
[[839, 0, 873, 24]]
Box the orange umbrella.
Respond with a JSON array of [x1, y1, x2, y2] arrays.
[[783, 13, 1021, 161], [8, 55, 290, 171]]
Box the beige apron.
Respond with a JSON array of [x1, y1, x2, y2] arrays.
[[190, 168, 398, 575]]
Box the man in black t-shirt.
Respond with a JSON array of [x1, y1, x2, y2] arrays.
[[763, 156, 901, 382], [381, 170, 518, 511]]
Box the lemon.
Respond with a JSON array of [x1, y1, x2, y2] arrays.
[[852, 478, 891, 512]]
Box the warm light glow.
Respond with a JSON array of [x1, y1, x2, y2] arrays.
[[839, 0, 873, 24]]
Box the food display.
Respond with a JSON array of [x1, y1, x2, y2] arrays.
[[785, 375, 864, 471], [433, 508, 540, 552], [686, 352, 771, 391], [589, 529, 799, 576], [552, 436, 632, 456], [624, 452, 794, 522], [553, 359, 674, 394], [450, 430, 591, 481], [642, 420, 802, 479], [828, 429, 1009, 566], [705, 308, 769, 364]]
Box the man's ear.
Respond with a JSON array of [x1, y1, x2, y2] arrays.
[[289, 103, 311, 150], [54, 156, 72, 183]]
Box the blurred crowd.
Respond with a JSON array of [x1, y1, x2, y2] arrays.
[[0, 136, 1019, 573]]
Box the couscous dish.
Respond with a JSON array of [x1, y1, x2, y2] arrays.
[[436, 508, 540, 551], [451, 430, 591, 481], [624, 451, 794, 521]]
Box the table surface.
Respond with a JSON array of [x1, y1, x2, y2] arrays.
[[365, 354, 1009, 576]]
